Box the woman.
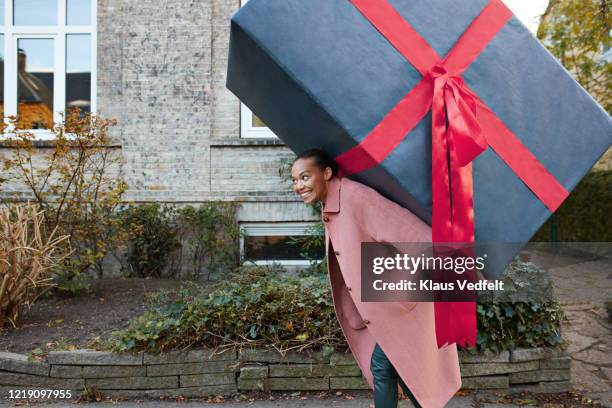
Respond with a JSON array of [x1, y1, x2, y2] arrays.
[[291, 148, 461, 408]]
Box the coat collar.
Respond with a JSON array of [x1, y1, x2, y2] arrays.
[[322, 176, 341, 213]]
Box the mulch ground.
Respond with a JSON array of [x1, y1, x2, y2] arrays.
[[0, 277, 184, 355]]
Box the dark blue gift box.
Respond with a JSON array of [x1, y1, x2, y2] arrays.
[[226, 0, 611, 273]]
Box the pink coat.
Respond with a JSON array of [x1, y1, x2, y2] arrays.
[[323, 176, 461, 408]]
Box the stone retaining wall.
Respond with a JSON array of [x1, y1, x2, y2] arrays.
[[0, 347, 570, 401]]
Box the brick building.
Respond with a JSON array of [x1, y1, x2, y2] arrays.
[[0, 0, 609, 270]]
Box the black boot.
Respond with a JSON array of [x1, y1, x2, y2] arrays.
[[371, 343, 422, 408]]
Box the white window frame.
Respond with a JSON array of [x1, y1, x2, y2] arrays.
[[1, 0, 97, 140], [240, 222, 323, 266], [239, 0, 278, 139]]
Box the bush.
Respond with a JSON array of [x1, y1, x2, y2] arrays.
[[117, 202, 241, 280], [119, 204, 181, 278], [1, 109, 129, 287], [113, 259, 565, 354], [0, 203, 72, 327], [110, 265, 343, 353], [532, 169, 612, 242]]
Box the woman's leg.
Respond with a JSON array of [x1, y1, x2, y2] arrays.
[[370, 343, 399, 408], [370, 342, 422, 408]]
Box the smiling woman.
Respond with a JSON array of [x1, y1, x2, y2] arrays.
[[290, 148, 339, 205]]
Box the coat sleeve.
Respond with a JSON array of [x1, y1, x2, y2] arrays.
[[352, 182, 432, 244]]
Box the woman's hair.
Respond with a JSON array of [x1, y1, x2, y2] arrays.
[[294, 148, 339, 176]]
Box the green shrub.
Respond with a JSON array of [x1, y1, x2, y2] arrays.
[[110, 265, 343, 353], [112, 260, 565, 354], [177, 202, 241, 281], [119, 204, 181, 278], [532, 169, 612, 242]]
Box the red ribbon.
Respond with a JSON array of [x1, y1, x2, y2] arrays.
[[335, 0, 569, 348]]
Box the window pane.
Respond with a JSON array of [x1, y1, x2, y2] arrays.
[[17, 38, 54, 129], [67, 0, 90, 25], [0, 0, 5, 26], [66, 34, 90, 115], [244, 235, 324, 261], [252, 113, 267, 128], [14, 0, 57, 25]]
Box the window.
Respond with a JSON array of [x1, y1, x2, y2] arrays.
[[239, 0, 277, 139], [1, 0, 96, 139], [240, 222, 324, 266]]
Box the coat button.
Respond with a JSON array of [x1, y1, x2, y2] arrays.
[[347, 287, 352, 291], [323, 215, 330, 222], [363, 319, 370, 325], [334, 250, 340, 256]]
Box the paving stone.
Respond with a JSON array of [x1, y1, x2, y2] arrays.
[[47, 350, 143, 366], [460, 376, 509, 390], [459, 351, 510, 363], [460, 361, 539, 377], [268, 377, 330, 391], [0, 352, 50, 376], [147, 360, 238, 376], [85, 375, 177, 390], [330, 376, 370, 390], [144, 348, 236, 364], [0, 372, 84, 388], [269, 364, 361, 378], [180, 372, 235, 387], [564, 331, 599, 354], [573, 347, 612, 366], [239, 364, 268, 379]]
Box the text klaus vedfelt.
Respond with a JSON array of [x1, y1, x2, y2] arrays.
[[371, 253, 505, 291]]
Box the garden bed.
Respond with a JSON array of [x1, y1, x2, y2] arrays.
[[0, 345, 570, 401], [0, 278, 183, 354]]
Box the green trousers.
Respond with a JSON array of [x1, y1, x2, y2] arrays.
[[370, 343, 422, 408]]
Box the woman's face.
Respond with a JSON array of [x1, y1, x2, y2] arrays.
[[291, 157, 333, 205]]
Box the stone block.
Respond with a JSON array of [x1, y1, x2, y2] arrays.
[[47, 350, 143, 366], [460, 360, 539, 377], [330, 352, 358, 366], [147, 361, 238, 376], [0, 352, 50, 376], [269, 364, 361, 378], [0, 372, 84, 388], [509, 370, 542, 384], [85, 375, 177, 390], [180, 372, 235, 387], [144, 348, 236, 364], [238, 348, 329, 364], [82, 365, 146, 378], [540, 369, 571, 382], [239, 364, 268, 379], [539, 380, 571, 393], [460, 375, 509, 390], [268, 377, 329, 391], [510, 347, 564, 362], [238, 377, 268, 391], [330, 376, 370, 390], [50, 365, 84, 378], [459, 350, 510, 364], [540, 356, 571, 369]]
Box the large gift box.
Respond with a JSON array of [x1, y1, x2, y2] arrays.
[[226, 0, 611, 265]]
